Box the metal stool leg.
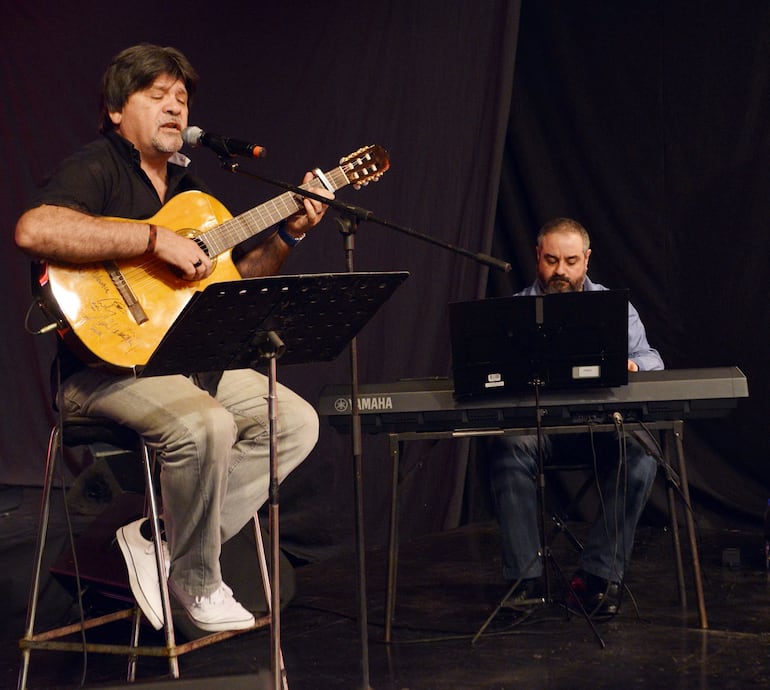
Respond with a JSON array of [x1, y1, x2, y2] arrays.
[[139, 438, 179, 679], [18, 421, 181, 689], [17, 426, 60, 690]]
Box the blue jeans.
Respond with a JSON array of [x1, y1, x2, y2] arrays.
[[489, 429, 657, 583], [59, 367, 319, 597]]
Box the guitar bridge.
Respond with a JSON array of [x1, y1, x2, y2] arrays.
[[105, 261, 149, 325]]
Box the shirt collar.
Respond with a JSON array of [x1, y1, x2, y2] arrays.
[[168, 151, 191, 167]]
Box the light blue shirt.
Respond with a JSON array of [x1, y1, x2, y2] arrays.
[[516, 276, 664, 371]]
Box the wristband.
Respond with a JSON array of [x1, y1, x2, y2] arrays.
[[277, 223, 305, 248], [146, 224, 157, 254]]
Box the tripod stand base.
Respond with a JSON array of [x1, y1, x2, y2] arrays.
[[472, 554, 606, 649]]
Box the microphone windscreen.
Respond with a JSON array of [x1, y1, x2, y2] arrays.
[[181, 126, 203, 147]]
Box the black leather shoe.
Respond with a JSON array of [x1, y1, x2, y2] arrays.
[[567, 570, 621, 619]]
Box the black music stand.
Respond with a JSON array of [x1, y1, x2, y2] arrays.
[[450, 290, 629, 399], [139, 271, 408, 690]]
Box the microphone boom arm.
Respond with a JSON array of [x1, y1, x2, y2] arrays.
[[222, 161, 512, 273]]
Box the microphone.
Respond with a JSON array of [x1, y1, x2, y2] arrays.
[[182, 126, 266, 158]]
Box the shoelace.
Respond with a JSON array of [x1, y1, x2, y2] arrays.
[[193, 583, 234, 606]]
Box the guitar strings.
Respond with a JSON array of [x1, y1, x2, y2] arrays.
[[117, 166, 345, 288]]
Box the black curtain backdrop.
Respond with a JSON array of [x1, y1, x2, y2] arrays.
[[0, 1, 520, 561], [1, 0, 767, 568]]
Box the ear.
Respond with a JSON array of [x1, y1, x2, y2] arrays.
[[109, 110, 122, 126]]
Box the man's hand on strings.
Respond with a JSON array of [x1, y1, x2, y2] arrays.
[[284, 171, 334, 237], [153, 225, 213, 281]]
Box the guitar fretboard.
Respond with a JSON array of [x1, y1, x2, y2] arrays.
[[199, 167, 348, 256]]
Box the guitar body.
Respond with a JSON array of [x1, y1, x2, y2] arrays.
[[41, 191, 242, 372], [37, 144, 390, 372]]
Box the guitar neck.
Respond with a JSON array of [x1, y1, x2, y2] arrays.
[[199, 166, 349, 256]]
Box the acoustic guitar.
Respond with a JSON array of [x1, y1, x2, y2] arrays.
[[36, 145, 389, 372]]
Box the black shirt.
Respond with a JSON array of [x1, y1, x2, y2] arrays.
[[29, 130, 208, 216]]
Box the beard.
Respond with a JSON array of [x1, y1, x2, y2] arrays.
[[544, 275, 583, 293], [152, 128, 183, 154]]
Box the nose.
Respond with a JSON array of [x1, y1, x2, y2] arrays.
[[162, 95, 182, 114]]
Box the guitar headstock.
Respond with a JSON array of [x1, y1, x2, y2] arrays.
[[340, 145, 390, 189]]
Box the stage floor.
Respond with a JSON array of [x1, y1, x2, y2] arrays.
[[1, 486, 768, 689]]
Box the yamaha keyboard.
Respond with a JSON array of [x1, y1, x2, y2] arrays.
[[318, 366, 748, 434]]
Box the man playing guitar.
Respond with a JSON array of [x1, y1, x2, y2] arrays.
[[15, 44, 333, 633]]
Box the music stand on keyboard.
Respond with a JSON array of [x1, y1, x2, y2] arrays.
[[139, 271, 408, 689]]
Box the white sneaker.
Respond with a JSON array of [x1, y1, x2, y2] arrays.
[[169, 580, 255, 632], [115, 518, 170, 631]]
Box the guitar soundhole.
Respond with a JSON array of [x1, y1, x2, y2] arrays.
[[193, 237, 211, 256]]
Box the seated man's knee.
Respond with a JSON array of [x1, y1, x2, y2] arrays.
[[491, 435, 541, 473], [624, 441, 658, 496], [293, 398, 320, 456], [278, 395, 319, 463], [162, 404, 237, 462], [488, 436, 541, 497]]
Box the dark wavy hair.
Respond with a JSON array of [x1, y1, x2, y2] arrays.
[[98, 44, 199, 133]]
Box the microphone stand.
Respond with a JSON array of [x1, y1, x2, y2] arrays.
[[334, 213, 372, 689], [215, 156, 510, 690], [215, 157, 512, 275]]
